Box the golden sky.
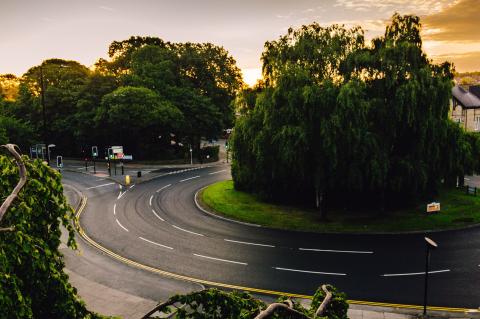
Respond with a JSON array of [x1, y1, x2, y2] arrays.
[[0, 0, 478, 87]]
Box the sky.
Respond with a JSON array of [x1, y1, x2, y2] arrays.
[[0, 0, 479, 86]]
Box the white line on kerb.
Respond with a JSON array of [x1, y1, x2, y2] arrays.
[[149, 195, 153, 206], [209, 169, 227, 175], [299, 248, 373, 254], [113, 203, 116, 215], [152, 209, 164, 221], [180, 175, 200, 182], [224, 239, 275, 248], [172, 225, 204, 236], [139, 236, 173, 250], [86, 182, 115, 190], [193, 254, 247, 265], [116, 219, 129, 232], [381, 269, 450, 277], [156, 184, 172, 193], [274, 267, 346, 276]]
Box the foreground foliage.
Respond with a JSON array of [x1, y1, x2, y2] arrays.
[[144, 285, 348, 319], [0, 151, 101, 318], [232, 14, 480, 215]]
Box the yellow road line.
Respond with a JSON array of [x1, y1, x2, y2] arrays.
[[74, 195, 477, 314]]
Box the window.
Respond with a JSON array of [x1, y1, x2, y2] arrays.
[[475, 116, 480, 131]]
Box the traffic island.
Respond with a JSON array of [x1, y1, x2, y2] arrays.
[[200, 180, 480, 233]]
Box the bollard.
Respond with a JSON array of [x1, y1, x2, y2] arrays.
[[137, 171, 142, 178], [125, 175, 130, 185]]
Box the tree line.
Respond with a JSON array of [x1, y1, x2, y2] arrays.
[[231, 14, 480, 215], [0, 37, 243, 159]]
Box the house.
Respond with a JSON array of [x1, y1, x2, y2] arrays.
[[451, 85, 480, 131]]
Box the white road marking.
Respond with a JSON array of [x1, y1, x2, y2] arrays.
[[156, 184, 172, 193], [299, 248, 373, 254], [119, 184, 122, 189], [193, 254, 247, 265], [465, 178, 470, 181], [152, 209, 165, 221], [381, 269, 450, 277], [129, 184, 135, 189], [209, 169, 227, 175], [113, 203, 116, 215], [139, 236, 173, 250], [180, 175, 200, 182], [274, 267, 346, 276], [86, 182, 115, 190], [116, 219, 129, 232], [172, 225, 204, 236], [76, 166, 94, 170], [224, 239, 275, 248], [149, 195, 153, 206], [117, 191, 126, 200], [95, 178, 107, 182]]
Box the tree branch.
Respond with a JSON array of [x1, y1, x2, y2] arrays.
[[314, 285, 333, 318], [254, 301, 310, 319], [0, 144, 27, 224]]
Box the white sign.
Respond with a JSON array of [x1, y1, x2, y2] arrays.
[[426, 202, 440, 213], [111, 146, 123, 154]]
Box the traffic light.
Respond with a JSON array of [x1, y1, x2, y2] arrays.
[[56, 156, 63, 168]]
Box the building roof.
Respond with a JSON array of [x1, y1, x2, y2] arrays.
[[452, 85, 480, 108]]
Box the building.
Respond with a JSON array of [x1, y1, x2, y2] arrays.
[[451, 85, 480, 131]]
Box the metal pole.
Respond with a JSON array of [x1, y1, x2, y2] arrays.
[[114, 160, 117, 176], [93, 158, 96, 174], [40, 65, 50, 166], [423, 246, 430, 316], [85, 158, 88, 172], [190, 145, 193, 165]]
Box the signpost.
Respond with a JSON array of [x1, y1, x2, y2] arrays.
[[92, 146, 98, 174], [426, 202, 440, 214]]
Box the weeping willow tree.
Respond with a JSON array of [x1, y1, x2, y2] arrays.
[[232, 14, 479, 217]]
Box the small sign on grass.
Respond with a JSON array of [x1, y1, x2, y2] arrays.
[[426, 202, 440, 214]]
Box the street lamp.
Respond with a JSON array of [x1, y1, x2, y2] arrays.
[[39, 64, 50, 166], [423, 236, 438, 317]]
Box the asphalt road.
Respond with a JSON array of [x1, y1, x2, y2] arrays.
[[62, 166, 480, 309]]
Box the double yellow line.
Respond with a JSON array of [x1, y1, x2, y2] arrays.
[[74, 195, 476, 314]]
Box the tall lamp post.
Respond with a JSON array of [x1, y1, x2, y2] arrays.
[[423, 237, 438, 317], [39, 65, 50, 166]]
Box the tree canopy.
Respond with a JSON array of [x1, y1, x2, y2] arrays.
[[232, 14, 479, 215]]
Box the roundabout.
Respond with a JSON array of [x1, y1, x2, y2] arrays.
[[62, 165, 480, 311]]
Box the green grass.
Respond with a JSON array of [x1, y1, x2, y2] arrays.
[[201, 180, 480, 233]]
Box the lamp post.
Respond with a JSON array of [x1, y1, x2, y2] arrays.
[[39, 65, 50, 166], [423, 237, 438, 317]]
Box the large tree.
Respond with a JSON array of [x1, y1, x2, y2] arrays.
[[232, 14, 476, 216]]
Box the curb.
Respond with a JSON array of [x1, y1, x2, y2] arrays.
[[194, 186, 261, 228]]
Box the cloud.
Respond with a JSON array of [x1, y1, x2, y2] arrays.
[[422, 0, 480, 42], [99, 5, 114, 12], [334, 0, 452, 14], [431, 51, 480, 72]]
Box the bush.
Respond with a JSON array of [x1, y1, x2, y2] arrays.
[[199, 145, 219, 163]]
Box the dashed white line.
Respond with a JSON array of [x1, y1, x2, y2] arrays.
[[193, 254, 247, 265], [381, 269, 450, 277], [152, 209, 165, 222], [86, 182, 115, 190], [129, 184, 135, 189], [116, 219, 129, 232], [274, 267, 346, 276], [156, 184, 172, 193], [172, 225, 204, 236], [180, 175, 200, 182], [209, 169, 227, 175], [139, 236, 173, 250], [113, 203, 116, 215], [95, 178, 107, 182], [224, 239, 275, 248], [299, 248, 373, 254], [149, 195, 153, 206]]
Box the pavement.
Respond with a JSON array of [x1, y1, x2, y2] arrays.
[[60, 166, 480, 318]]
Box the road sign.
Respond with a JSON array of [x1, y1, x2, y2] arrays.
[[426, 202, 440, 213], [123, 155, 133, 160], [111, 146, 123, 154], [116, 152, 124, 159]]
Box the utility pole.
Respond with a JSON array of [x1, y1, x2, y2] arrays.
[[40, 65, 50, 166]]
